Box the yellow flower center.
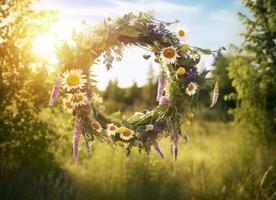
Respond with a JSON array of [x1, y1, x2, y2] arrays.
[[178, 30, 186, 37], [183, 120, 191, 127], [188, 84, 194, 91], [72, 94, 84, 103], [177, 67, 186, 75], [163, 48, 176, 59], [118, 127, 131, 137], [109, 125, 116, 131], [181, 44, 190, 53], [66, 74, 80, 86]]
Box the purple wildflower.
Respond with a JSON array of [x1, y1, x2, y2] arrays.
[[156, 72, 167, 102], [147, 23, 166, 38], [171, 136, 179, 161], [153, 122, 166, 133], [186, 66, 198, 81], [73, 117, 83, 163], [152, 140, 165, 159], [159, 95, 170, 106], [49, 79, 61, 106]]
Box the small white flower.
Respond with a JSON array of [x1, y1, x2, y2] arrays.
[[160, 46, 179, 65], [145, 124, 154, 131], [91, 122, 102, 133], [189, 51, 199, 61], [186, 82, 199, 96], [63, 98, 75, 114], [176, 26, 188, 39], [106, 123, 118, 136], [92, 93, 103, 105], [62, 69, 87, 92], [118, 127, 134, 141], [134, 112, 144, 118], [69, 92, 88, 107]]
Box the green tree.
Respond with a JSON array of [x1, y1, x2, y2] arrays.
[[228, 0, 276, 136], [0, 1, 69, 199], [212, 53, 236, 121]]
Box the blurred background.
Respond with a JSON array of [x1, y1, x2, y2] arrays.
[[0, 0, 275, 200]]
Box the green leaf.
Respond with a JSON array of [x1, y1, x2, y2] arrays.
[[143, 54, 151, 60]]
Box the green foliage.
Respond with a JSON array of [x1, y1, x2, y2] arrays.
[[0, 1, 66, 198], [228, 0, 276, 136], [211, 53, 236, 121]]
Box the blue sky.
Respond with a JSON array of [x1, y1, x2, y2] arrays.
[[35, 0, 245, 89]]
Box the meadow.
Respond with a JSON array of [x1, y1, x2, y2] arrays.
[[6, 110, 273, 200]]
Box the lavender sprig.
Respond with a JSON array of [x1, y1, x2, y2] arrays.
[[49, 79, 61, 106], [156, 72, 167, 102], [147, 23, 166, 38], [152, 140, 165, 159], [73, 117, 83, 163]]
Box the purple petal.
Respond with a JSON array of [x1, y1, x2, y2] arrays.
[[156, 73, 167, 102], [49, 79, 61, 106], [152, 140, 165, 159], [73, 118, 83, 163]]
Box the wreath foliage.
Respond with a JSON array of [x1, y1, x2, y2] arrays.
[[49, 11, 220, 162]]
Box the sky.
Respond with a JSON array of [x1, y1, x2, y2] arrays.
[[33, 0, 245, 90]]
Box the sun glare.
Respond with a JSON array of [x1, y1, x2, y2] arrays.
[[32, 19, 77, 71]]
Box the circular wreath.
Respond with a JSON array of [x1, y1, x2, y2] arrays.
[[49, 11, 220, 162]]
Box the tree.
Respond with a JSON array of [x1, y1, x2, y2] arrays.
[[212, 53, 236, 121], [228, 0, 276, 136]]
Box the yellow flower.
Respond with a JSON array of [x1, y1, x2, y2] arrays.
[[176, 67, 186, 75], [180, 44, 190, 53], [115, 140, 125, 146], [183, 120, 191, 128], [187, 112, 194, 119]]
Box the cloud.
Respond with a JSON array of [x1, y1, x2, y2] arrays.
[[34, 0, 201, 19], [210, 9, 236, 23]]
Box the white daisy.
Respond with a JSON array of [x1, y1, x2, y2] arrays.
[[189, 51, 199, 61], [160, 46, 179, 65], [186, 82, 199, 96], [62, 69, 87, 92], [118, 127, 134, 141], [106, 123, 118, 136], [176, 26, 188, 39], [70, 92, 88, 107], [91, 122, 103, 133], [145, 124, 154, 131]]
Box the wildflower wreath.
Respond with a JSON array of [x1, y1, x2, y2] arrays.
[[49, 12, 220, 162]]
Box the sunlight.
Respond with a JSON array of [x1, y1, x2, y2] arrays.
[[32, 18, 77, 71]]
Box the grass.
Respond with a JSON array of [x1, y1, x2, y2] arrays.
[[2, 109, 275, 200], [52, 121, 276, 200]]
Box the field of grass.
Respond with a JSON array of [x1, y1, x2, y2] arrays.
[[47, 119, 276, 200]]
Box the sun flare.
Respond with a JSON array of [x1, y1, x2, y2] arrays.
[[32, 19, 77, 68]]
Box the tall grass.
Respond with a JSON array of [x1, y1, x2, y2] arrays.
[[55, 121, 276, 200], [2, 110, 275, 200]]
